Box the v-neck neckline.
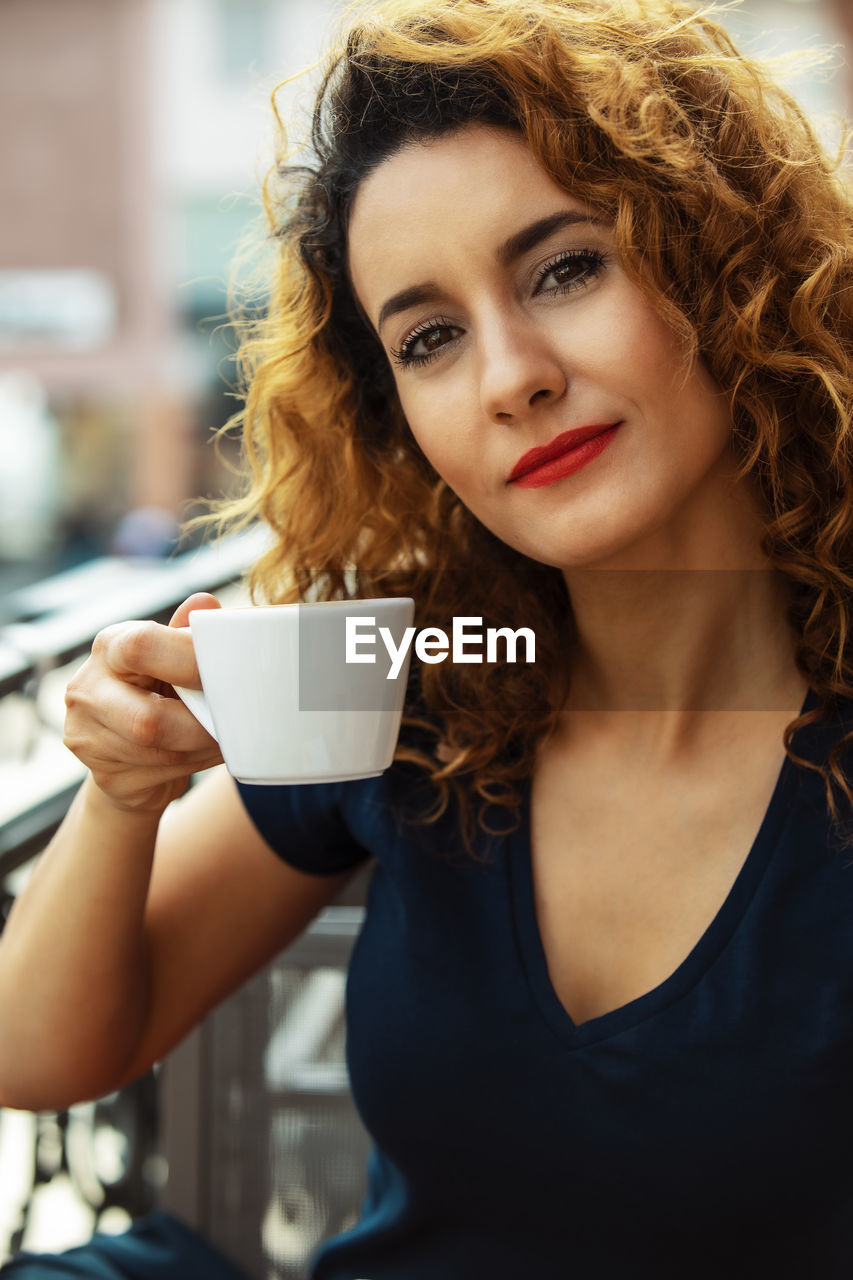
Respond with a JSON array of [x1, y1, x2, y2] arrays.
[[506, 686, 817, 1050]]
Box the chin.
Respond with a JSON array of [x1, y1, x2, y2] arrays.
[[516, 529, 649, 574]]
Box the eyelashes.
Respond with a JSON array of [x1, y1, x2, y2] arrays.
[[389, 247, 608, 371], [390, 318, 461, 370], [537, 247, 606, 294]]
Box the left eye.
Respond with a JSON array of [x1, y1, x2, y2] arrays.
[[537, 249, 606, 293]]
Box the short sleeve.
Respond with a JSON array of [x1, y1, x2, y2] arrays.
[[236, 779, 372, 876]]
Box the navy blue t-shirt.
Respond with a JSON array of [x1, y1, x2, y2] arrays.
[[238, 689, 853, 1277]]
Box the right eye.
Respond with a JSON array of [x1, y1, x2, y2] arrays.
[[391, 318, 463, 369]]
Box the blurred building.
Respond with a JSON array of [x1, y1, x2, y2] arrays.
[[0, 0, 337, 584]]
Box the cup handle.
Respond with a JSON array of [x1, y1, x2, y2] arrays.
[[173, 684, 218, 742]]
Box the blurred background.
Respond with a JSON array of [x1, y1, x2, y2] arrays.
[[0, 0, 850, 594], [0, 0, 343, 594]]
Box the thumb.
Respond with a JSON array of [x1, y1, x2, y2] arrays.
[[169, 592, 222, 629]]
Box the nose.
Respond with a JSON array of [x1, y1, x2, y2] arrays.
[[478, 312, 567, 424]]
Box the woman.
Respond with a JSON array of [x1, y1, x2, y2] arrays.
[[2, 0, 853, 1275]]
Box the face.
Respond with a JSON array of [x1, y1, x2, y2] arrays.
[[348, 125, 753, 572]]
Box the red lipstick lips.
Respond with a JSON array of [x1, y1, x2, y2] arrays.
[[508, 422, 622, 489]]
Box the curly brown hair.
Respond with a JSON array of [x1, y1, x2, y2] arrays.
[[210, 0, 853, 850]]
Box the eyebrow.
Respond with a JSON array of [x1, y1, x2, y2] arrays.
[[375, 209, 604, 334]]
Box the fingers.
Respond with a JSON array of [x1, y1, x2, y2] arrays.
[[94, 618, 201, 689], [169, 592, 221, 630], [65, 676, 216, 760], [70, 723, 222, 777], [62, 596, 229, 814]]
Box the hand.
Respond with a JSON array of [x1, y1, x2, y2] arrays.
[[63, 593, 225, 816]]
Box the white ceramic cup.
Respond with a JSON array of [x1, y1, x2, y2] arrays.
[[173, 597, 415, 784]]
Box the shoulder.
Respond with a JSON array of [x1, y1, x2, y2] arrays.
[[235, 751, 437, 871], [236, 775, 369, 874], [791, 690, 853, 766]]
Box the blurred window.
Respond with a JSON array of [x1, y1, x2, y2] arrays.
[[0, 270, 116, 351], [217, 0, 277, 80]]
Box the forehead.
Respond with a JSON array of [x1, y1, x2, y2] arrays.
[[347, 125, 590, 311]]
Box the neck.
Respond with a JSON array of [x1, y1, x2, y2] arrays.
[[561, 568, 806, 752]]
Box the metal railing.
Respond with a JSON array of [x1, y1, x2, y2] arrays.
[[0, 528, 266, 858]]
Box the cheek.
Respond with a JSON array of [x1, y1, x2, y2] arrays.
[[404, 414, 501, 530], [618, 312, 730, 446], [603, 280, 691, 383], [670, 361, 732, 449], [400, 392, 475, 489], [404, 416, 449, 477]]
